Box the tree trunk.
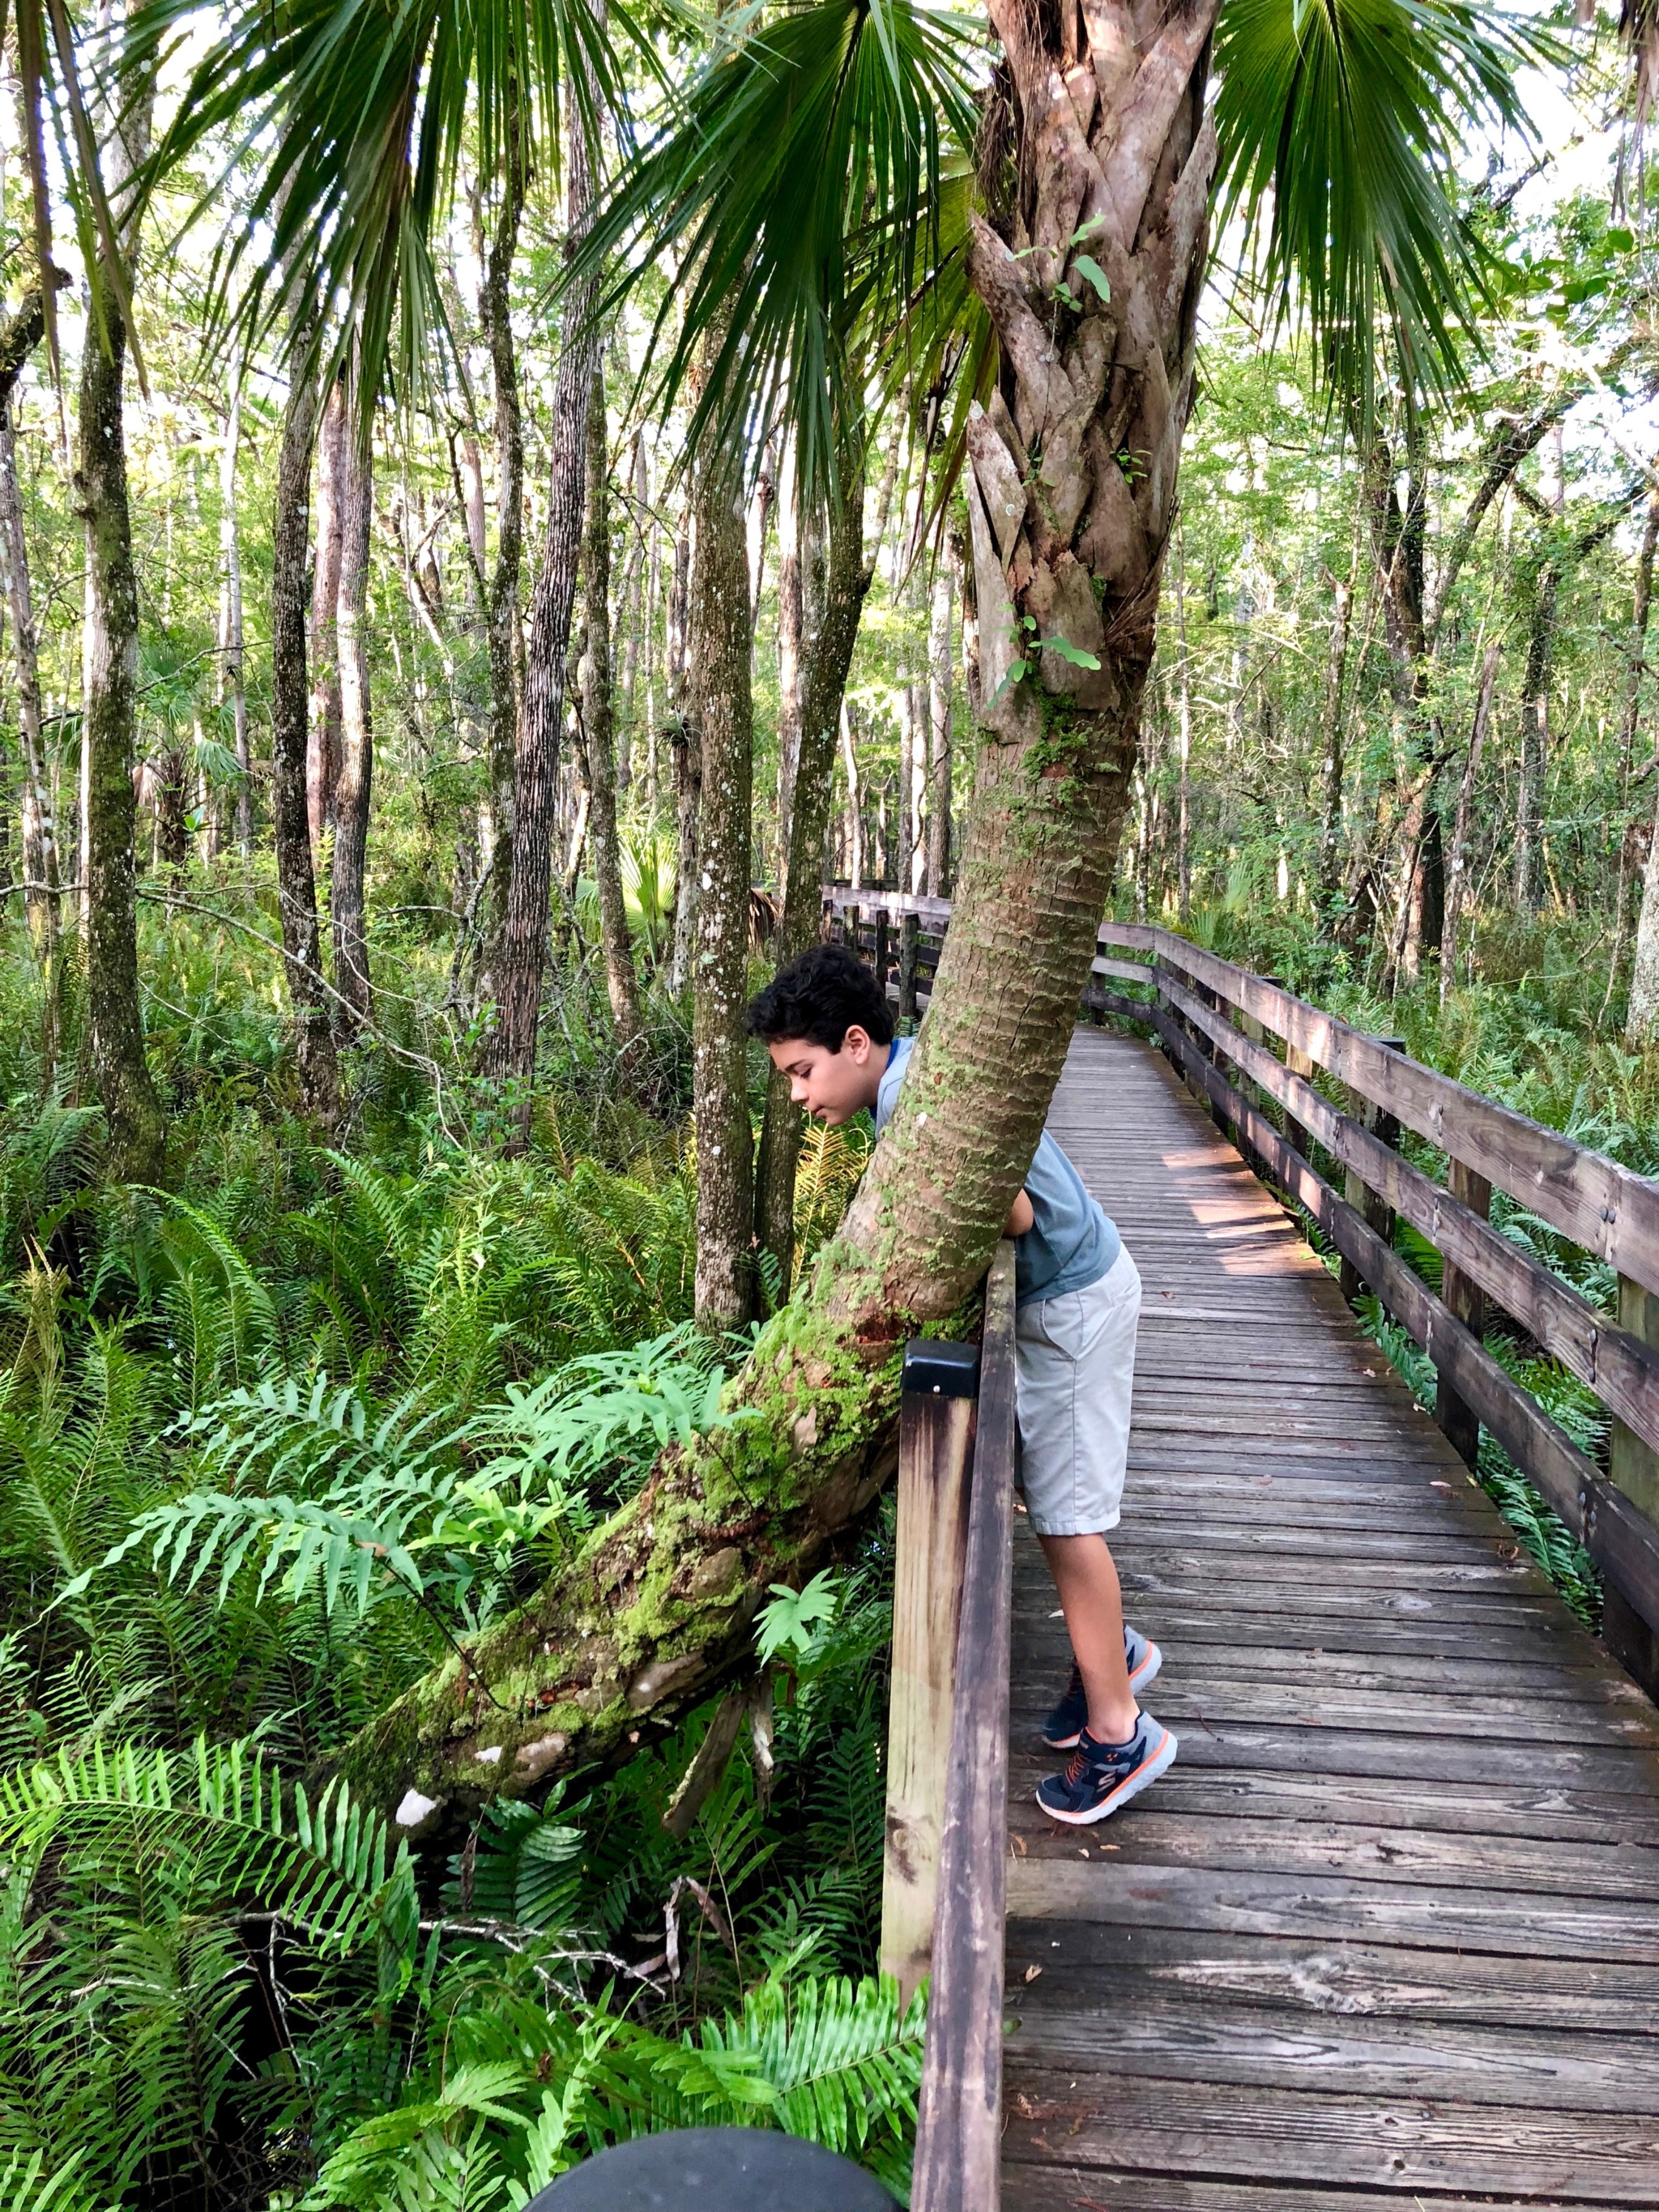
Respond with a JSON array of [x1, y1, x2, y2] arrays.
[[1317, 567, 1354, 913], [484, 85, 600, 1088], [841, 701, 864, 889], [219, 377, 251, 853], [927, 558, 953, 894], [616, 431, 646, 783], [1441, 635, 1499, 1005], [308, 377, 346, 855], [581, 361, 645, 1071], [1513, 547, 1561, 913], [667, 519, 697, 992], [774, 445, 804, 876], [329, 0, 1218, 1829], [755, 445, 872, 1286], [270, 342, 340, 1120], [475, 87, 527, 1016], [1605, 492, 1659, 1023], [0, 299, 58, 970], [689, 399, 757, 1331], [1173, 529, 1192, 925], [79, 75, 165, 1183], [331, 390, 374, 1026]]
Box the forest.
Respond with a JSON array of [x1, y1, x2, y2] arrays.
[[0, 0, 1654, 2201]]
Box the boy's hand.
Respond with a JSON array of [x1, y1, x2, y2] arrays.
[[1005, 1188, 1034, 1238]]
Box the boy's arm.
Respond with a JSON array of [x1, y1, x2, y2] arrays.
[[1005, 1189, 1034, 1237]]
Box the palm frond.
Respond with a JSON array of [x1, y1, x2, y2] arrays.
[[1213, 0, 1554, 411]]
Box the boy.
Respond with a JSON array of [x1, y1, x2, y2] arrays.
[[748, 941, 1176, 1825]]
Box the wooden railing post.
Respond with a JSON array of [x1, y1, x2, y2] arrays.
[[1338, 1037, 1404, 1308], [876, 908, 891, 1000], [1283, 1032, 1316, 1161], [845, 902, 861, 963], [1435, 1161, 1491, 1467], [899, 911, 919, 1021], [1608, 1276, 1659, 1698], [880, 1338, 979, 2006]]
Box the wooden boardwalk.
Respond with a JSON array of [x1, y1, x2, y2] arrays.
[[1000, 1029, 1659, 2210]]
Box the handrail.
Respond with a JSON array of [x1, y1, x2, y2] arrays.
[[911, 1240, 1017, 2212], [825, 887, 1659, 1696]]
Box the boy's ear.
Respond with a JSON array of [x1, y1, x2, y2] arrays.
[[842, 1024, 872, 1063]]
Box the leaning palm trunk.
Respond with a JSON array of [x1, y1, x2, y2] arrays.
[[331, 0, 1217, 1827], [81, 71, 166, 1183]]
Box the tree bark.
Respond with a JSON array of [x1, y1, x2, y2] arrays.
[[218, 377, 251, 853], [1513, 544, 1560, 914], [1316, 566, 1354, 912], [581, 361, 645, 1071], [774, 444, 804, 875], [1173, 529, 1192, 925], [270, 341, 340, 1119], [1441, 636, 1499, 1005], [927, 557, 953, 894], [841, 701, 864, 889], [474, 85, 527, 1016], [484, 83, 600, 1088], [79, 75, 165, 1183], [667, 518, 697, 993], [0, 295, 58, 969], [331, 389, 374, 1026], [755, 445, 872, 1286], [689, 400, 757, 1331], [329, 0, 1217, 1829], [308, 377, 346, 855]]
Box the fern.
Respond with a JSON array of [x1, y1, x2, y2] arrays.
[[0, 2148, 115, 2212]]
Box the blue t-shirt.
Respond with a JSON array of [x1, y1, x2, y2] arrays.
[[873, 1035, 1121, 1308]]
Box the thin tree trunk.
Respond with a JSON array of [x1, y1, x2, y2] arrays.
[[1174, 531, 1193, 926], [485, 78, 602, 1087], [927, 557, 953, 894], [474, 83, 527, 1016], [1317, 568, 1354, 913], [1514, 549, 1560, 913], [756, 443, 872, 1284], [79, 73, 164, 1183], [616, 430, 646, 782], [581, 361, 644, 1070], [689, 385, 757, 1331], [219, 377, 251, 852], [308, 377, 346, 855], [643, 483, 662, 812], [667, 518, 697, 991], [1605, 492, 1659, 1023], [1441, 637, 1499, 1007], [774, 443, 804, 875], [841, 700, 863, 889], [0, 296, 58, 970], [331, 386, 374, 1025]]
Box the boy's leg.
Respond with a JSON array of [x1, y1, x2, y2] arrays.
[[1038, 1529, 1137, 1745]]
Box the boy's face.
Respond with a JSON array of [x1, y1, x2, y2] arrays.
[[766, 1026, 886, 1125]]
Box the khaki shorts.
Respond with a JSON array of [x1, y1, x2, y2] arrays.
[[1013, 1247, 1141, 1537]]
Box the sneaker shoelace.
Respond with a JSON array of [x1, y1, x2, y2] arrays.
[[1063, 1728, 1137, 1791]]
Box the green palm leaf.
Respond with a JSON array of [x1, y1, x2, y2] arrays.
[[1213, 0, 1555, 408]]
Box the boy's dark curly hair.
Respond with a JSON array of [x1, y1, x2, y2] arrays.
[[746, 941, 895, 1051]]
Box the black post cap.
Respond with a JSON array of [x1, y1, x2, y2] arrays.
[[524, 2127, 898, 2209], [901, 1337, 980, 1399]]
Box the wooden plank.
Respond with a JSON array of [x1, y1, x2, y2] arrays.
[[912, 1243, 1016, 2212], [999, 1920, 1659, 2030], [1005, 2176, 1614, 2212], [879, 1359, 975, 2004], [1000, 2078, 1659, 2201], [1003, 1991, 1659, 2111]]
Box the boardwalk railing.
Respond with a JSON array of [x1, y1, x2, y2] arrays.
[[826, 885, 1659, 1703], [880, 1242, 1017, 2212]]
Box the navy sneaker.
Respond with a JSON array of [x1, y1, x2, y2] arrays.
[[1037, 1711, 1178, 1826], [1041, 1626, 1163, 1750]]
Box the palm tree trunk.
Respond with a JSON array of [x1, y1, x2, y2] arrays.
[[326, 0, 1230, 1826], [581, 360, 644, 1068], [308, 377, 346, 855], [755, 444, 872, 1285], [271, 342, 340, 1119], [484, 85, 600, 1088], [81, 75, 165, 1183], [689, 398, 757, 1330], [331, 392, 374, 1025], [774, 444, 804, 874], [475, 85, 527, 1015]]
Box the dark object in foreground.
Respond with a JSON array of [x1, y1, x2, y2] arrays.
[[527, 2127, 898, 2210]]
